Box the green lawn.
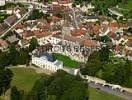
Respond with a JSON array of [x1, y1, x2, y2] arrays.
[[89, 88, 124, 100], [10, 67, 47, 93], [0, 97, 4, 100], [52, 53, 80, 68]]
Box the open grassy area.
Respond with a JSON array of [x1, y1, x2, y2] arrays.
[[89, 88, 124, 100], [0, 97, 4, 100], [52, 53, 80, 68], [10, 67, 47, 93]]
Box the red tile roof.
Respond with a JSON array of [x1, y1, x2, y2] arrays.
[[53, 0, 72, 4], [64, 35, 80, 42], [71, 28, 87, 37], [22, 30, 51, 39], [82, 39, 98, 48], [0, 39, 7, 46], [36, 32, 51, 38], [15, 24, 25, 29], [51, 16, 61, 22]]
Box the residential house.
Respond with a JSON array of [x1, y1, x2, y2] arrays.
[[0, 39, 8, 51], [6, 35, 19, 43], [4, 15, 18, 26], [52, 0, 72, 7], [83, 16, 99, 22]]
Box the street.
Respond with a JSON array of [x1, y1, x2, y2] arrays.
[[89, 81, 132, 100]]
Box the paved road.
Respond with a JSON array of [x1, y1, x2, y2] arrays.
[[89, 81, 132, 100], [65, 69, 132, 100], [0, 0, 48, 38]]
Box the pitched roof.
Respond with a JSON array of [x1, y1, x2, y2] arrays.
[[71, 28, 87, 37], [53, 0, 72, 4], [4, 15, 18, 26], [0, 24, 5, 34], [35, 31, 51, 38], [15, 24, 25, 29], [63, 35, 80, 42], [81, 39, 98, 48], [22, 31, 34, 39], [0, 39, 7, 46]]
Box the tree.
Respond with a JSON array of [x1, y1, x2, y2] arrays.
[[27, 70, 89, 100], [27, 77, 47, 100], [102, 62, 116, 82], [18, 48, 30, 66], [28, 9, 44, 20], [11, 87, 20, 100], [0, 68, 13, 95], [0, 52, 9, 68], [99, 46, 110, 62], [80, 62, 101, 76], [91, 0, 120, 15], [29, 38, 39, 52], [113, 60, 132, 86], [99, 35, 111, 43], [61, 87, 88, 100], [8, 44, 20, 65], [80, 51, 101, 76]]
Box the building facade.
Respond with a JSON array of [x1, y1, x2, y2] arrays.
[[32, 52, 63, 71]]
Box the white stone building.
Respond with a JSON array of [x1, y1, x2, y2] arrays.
[[32, 52, 63, 71]]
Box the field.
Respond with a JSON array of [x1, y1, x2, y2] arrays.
[[10, 67, 47, 93], [52, 53, 80, 68], [8, 67, 124, 100], [89, 88, 123, 100], [0, 98, 4, 100]]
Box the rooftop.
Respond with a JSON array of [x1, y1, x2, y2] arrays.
[[0, 39, 7, 46], [37, 52, 55, 62]]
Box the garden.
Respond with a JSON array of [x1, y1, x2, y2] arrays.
[[52, 53, 81, 68]]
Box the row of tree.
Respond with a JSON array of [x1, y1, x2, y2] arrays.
[[0, 44, 30, 67], [11, 70, 89, 100], [80, 46, 132, 88], [28, 9, 45, 20], [0, 37, 38, 67]]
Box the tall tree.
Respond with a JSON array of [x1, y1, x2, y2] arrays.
[[113, 60, 132, 85], [99, 46, 110, 62], [0, 68, 13, 95], [8, 44, 20, 65], [29, 38, 39, 52], [11, 86, 20, 100], [27, 70, 89, 100]]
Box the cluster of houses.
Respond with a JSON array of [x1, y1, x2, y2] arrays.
[[0, 1, 27, 34], [0, 0, 132, 72]]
